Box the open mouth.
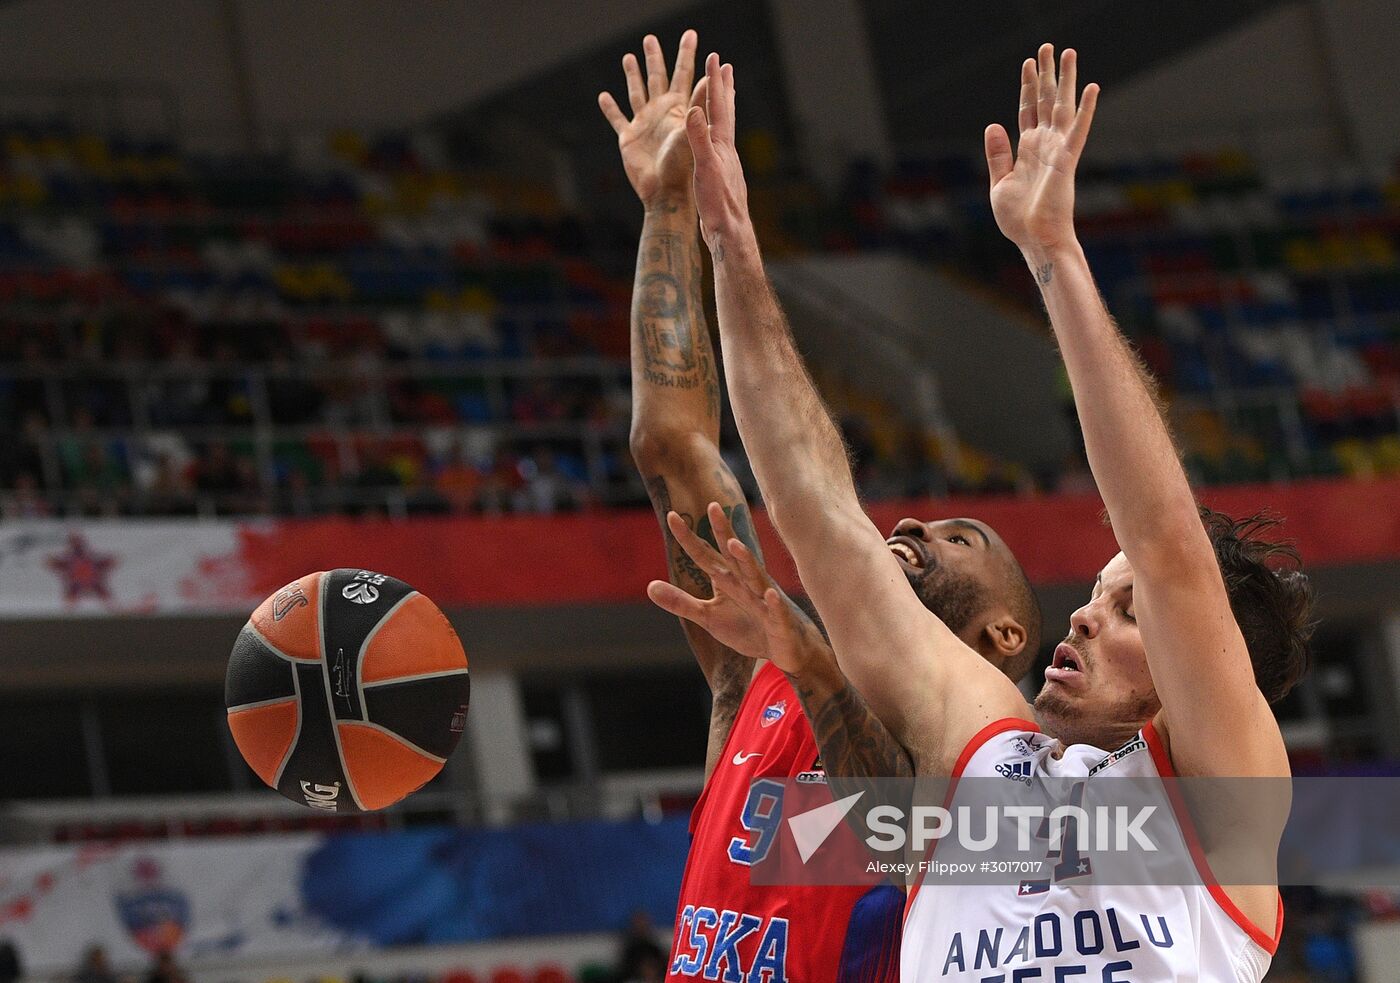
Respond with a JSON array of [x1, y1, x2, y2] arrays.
[[1045, 642, 1089, 688], [886, 535, 929, 571], [1051, 643, 1083, 673]]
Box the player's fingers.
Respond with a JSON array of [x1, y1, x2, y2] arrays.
[[1066, 82, 1100, 158], [719, 63, 736, 144], [622, 52, 647, 113], [647, 580, 709, 625], [1017, 58, 1037, 134], [703, 55, 729, 142], [671, 29, 698, 94], [1053, 48, 1077, 128], [985, 123, 1014, 188], [685, 105, 716, 167], [597, 91, 628, 134], [708, 563, 759, 608], [1036, 43, 1056, 128], [643, 34, 668, 98], [666, 510, 728, 575], [762, 588, 799, 647], [707, 501, 737, 550], [724, 536, 770, 598], [689, 75, 709, 111]]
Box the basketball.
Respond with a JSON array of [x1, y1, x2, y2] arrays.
[[225, 569, 470, 812]]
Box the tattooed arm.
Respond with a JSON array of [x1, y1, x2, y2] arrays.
[[650, 503, 913, 783], [601, 31, 763, 779], [787, 644, 914, 781]]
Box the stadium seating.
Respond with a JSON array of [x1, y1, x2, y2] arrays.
[[3, 119, 1398, 516], [834, 150, 1400, 487], [0, 121, 633, 517]]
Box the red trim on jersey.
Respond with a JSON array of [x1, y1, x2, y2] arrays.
[[903, 717, 1040, 924], [1142, 721, 1284, 955]]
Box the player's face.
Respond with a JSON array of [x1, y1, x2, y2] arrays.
[[885, 516, 1005, 640], [1034, 551, 1160, 748]]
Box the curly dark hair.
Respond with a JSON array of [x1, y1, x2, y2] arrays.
[[1200, 506, 1316, 704]]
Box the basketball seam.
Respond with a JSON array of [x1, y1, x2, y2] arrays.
[[270, 666, 303, 790], [319, 572, 367, 813], [226, 694, 298, 714], [355, 590, 419, 721], [361, 667, 470, 688], [339, 719, 448, 764], [244, 622, 304, 662]]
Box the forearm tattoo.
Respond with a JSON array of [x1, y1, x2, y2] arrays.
[[788, 669, 914, 780], [642, 474, 761, 598], [635, 222, 720, 422]]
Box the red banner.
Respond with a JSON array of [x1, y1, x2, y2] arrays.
[[4, 478, 1392, 616], [237, 476, 1400, 608]]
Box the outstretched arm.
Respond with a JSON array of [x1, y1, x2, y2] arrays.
[[984, 46, 1287, 781], [601, 32, 763, 780], [683, 55, 1026, 774]]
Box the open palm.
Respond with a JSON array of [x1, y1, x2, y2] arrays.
[[647, 503, 822, 675], [599, 31, 704, 206], [986, 45, 1099, 253]]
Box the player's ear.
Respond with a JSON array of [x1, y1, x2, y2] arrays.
[[983, 615, 1027, 662]]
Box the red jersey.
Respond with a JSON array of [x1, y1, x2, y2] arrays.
[[667, 662, 902, 983]]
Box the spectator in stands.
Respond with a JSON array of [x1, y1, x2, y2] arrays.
[[73, 944, 117, 983], [59, 409, 126, 498], [11, 339, 51, 421], [434, 446, 484, 514], [624, 953, 664, 983], [0, 938, 21, 983], [476, 450, 522, 515], [145, 451, 197, 516], [265, 351, 325, 425], [889, 430, 949, 500], [515, 448, 586, 514], [614, 910, 664, 983], [194, 442, 257, 513], [3, 471, 52, 518], [511, 378, 567, 423], [403, 468, 450, 515], [0, 412, 49, 490], [351, 442, 403, 491], [277, 468, 317, 517], [144, 951, 187, 983]]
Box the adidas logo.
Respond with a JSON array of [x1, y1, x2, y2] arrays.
[[995, 759, 1034, 784]]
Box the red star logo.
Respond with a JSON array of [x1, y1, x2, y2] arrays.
[[47, 533, 116, 603]]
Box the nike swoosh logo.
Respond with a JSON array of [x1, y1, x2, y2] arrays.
[[732, 751, 763, 766]]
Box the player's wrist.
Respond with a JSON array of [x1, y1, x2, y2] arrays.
[[782, 632, 841, 692], [641, 186, 697, 216], [1019, 237, 1084, 284], [704, 221, 760, 268]]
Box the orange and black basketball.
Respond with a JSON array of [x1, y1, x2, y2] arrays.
[[225, 569, 470, 812]]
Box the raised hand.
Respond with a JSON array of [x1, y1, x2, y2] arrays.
[[647, 503, 824, 675], [985, 45, 1099, 259], [598, 30, 703, 208], [684, 53, 752, 257]]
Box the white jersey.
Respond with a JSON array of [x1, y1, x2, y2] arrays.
[[901, 719, 1281, 983]]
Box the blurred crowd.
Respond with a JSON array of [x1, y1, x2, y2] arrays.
[[2, 122, 1399, 521]]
